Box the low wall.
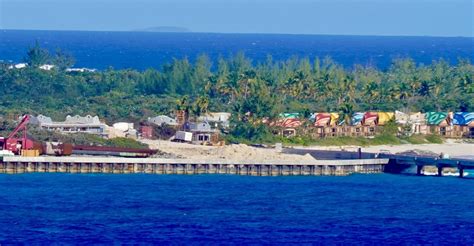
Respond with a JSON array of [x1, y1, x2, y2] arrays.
[[0, 156, 388, 176]]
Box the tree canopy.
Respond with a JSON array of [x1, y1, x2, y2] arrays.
[[1, 46, 473, 126]]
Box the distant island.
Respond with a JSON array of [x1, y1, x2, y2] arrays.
[[133, 26, 191, 33]]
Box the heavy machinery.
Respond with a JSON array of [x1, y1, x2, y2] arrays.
[[0, 115, 158, 157], [0, 115, 35, 155]]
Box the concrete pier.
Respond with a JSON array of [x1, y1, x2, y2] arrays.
[[381, 154, 474, 178], [0, 156, 389, 176]]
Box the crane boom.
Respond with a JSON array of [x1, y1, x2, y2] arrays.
[[7, 115, 30, 139]]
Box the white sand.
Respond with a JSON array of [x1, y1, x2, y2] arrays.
[[297, 141, 474, 158], [142, 139, 473, 161], [141, 139, 316, 162]]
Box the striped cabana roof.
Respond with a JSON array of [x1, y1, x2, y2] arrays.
[[409, 112, 426, 124], [378, 112, 394, 125], [425, 112, 449, 126], [395, 111, 409, 124], [452, 112, 474, 126], [351, 112, 365, 126], [362, 112, 379, 126], [330, 113, 340, 126], [279, 113, 299, 119], [272, 113, 302, 128], [314, 113, 332, 126]]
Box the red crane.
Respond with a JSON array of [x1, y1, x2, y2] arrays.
[[0, 115, 34, 155]]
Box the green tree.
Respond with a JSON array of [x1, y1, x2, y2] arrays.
[[24, 41, 50, 67]]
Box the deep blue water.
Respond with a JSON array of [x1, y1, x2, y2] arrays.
[[0, 30, 473, 70], [0, 173, 473, 244]]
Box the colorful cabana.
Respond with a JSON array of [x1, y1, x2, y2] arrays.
[[351, 112, 365, 125], [377, 112, 394, 125], [273, 113, 302, 128], [279, 113, 299, 119], [452, 112, 474, 126], [329, 113, 339, 126], [425, 112, 449, 126], [314, 113, 332, 126], [409, 112, 426, 124], [362, 112, 378, 126], [395, 111, 409, 124]]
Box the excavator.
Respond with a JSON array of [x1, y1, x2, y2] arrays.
[[0, 115, 35, 155]]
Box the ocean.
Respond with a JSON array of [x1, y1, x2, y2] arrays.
[[0, 30, 473, 70], [1, 31, 474, 243], [0, 173, 473, 244]]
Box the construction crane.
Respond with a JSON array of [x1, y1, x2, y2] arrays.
[[0, 115, 34, 155]]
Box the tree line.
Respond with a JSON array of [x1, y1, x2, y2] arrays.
[[0, 43, 472, 128]]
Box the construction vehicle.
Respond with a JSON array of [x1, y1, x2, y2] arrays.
[[0, 115, 36, 155], [0, 115, 157, 157]]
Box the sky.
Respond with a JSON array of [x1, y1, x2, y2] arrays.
[[0, 0, 473, 37]]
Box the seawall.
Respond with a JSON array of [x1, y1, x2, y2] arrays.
[[0, 156, 388, 176]]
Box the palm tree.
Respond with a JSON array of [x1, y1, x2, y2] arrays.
[[193, 96, 209, 119], [339, 103, 354, 125]]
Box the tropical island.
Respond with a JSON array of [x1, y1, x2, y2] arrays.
[[0, 43, 473, 152]]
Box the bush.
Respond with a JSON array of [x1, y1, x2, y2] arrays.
[[228, 122, 276, 143], [425, 134, 443, 144], [105, 137, 148, 149]]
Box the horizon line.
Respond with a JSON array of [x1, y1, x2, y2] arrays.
[[1, 28, 473, 39]]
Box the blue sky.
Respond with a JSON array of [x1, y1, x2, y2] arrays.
[[0, 0, 472, 37]]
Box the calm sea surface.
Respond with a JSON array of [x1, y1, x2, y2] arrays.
[[1, 30, 473, 70], [0, 173, 473, 244]]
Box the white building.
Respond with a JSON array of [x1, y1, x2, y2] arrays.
[[8, 63, 28, 69], [65, 68, 97, 73], [148, 115, 178, 127], [34, 114, 108, 136], [39, 64, 55, 71], [197, 112, 231, 128], [107, 122, 137, 138]]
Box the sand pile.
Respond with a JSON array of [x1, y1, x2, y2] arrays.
[[142, 140, 315, 162]]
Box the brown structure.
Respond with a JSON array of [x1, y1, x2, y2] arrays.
[[140, 125, 154, 139], [175, 110, 187, 126], [310, 125, 377, 138]]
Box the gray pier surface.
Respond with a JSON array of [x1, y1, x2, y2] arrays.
[[0, 156, 389, 176]]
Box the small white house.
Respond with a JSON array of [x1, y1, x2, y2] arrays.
[[148, 115, 178, 127], [39, 64, 55, 70], [66, 68, 97, 73], [197, 112, 231, 128], [108, 122, 137, 138], [8, 63, 28, 69]]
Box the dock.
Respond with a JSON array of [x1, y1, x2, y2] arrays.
[[380, 153, 474, 178], [0, 156, 388, 176], [284, 148, 474, 178]]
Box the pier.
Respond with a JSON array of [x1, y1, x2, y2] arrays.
[[381, 153, 474, 178], [284, 148, 474, 178], [0, 156, 388, 176]]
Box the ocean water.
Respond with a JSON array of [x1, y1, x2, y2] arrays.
[[0, 173, 473, 244], [0, 30, 473, 70]]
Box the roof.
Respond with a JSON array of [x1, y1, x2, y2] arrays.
[[197, 112, 231, 122], [452, 112, 474, 126], [148, 115, 178, 126], [425, 112, 448, 125]]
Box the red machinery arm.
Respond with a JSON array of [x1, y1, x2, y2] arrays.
[[7, 115, 30, 139]]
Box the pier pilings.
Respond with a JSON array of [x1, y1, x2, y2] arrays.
[[0, 156, 388, 176]]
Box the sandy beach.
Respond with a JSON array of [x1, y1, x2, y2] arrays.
[[142, 139, 474, 161], [297, 140, 473, 158]]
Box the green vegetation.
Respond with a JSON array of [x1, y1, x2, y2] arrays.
[[1, 44, 472, 145], [253, 134, 442, 147]]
